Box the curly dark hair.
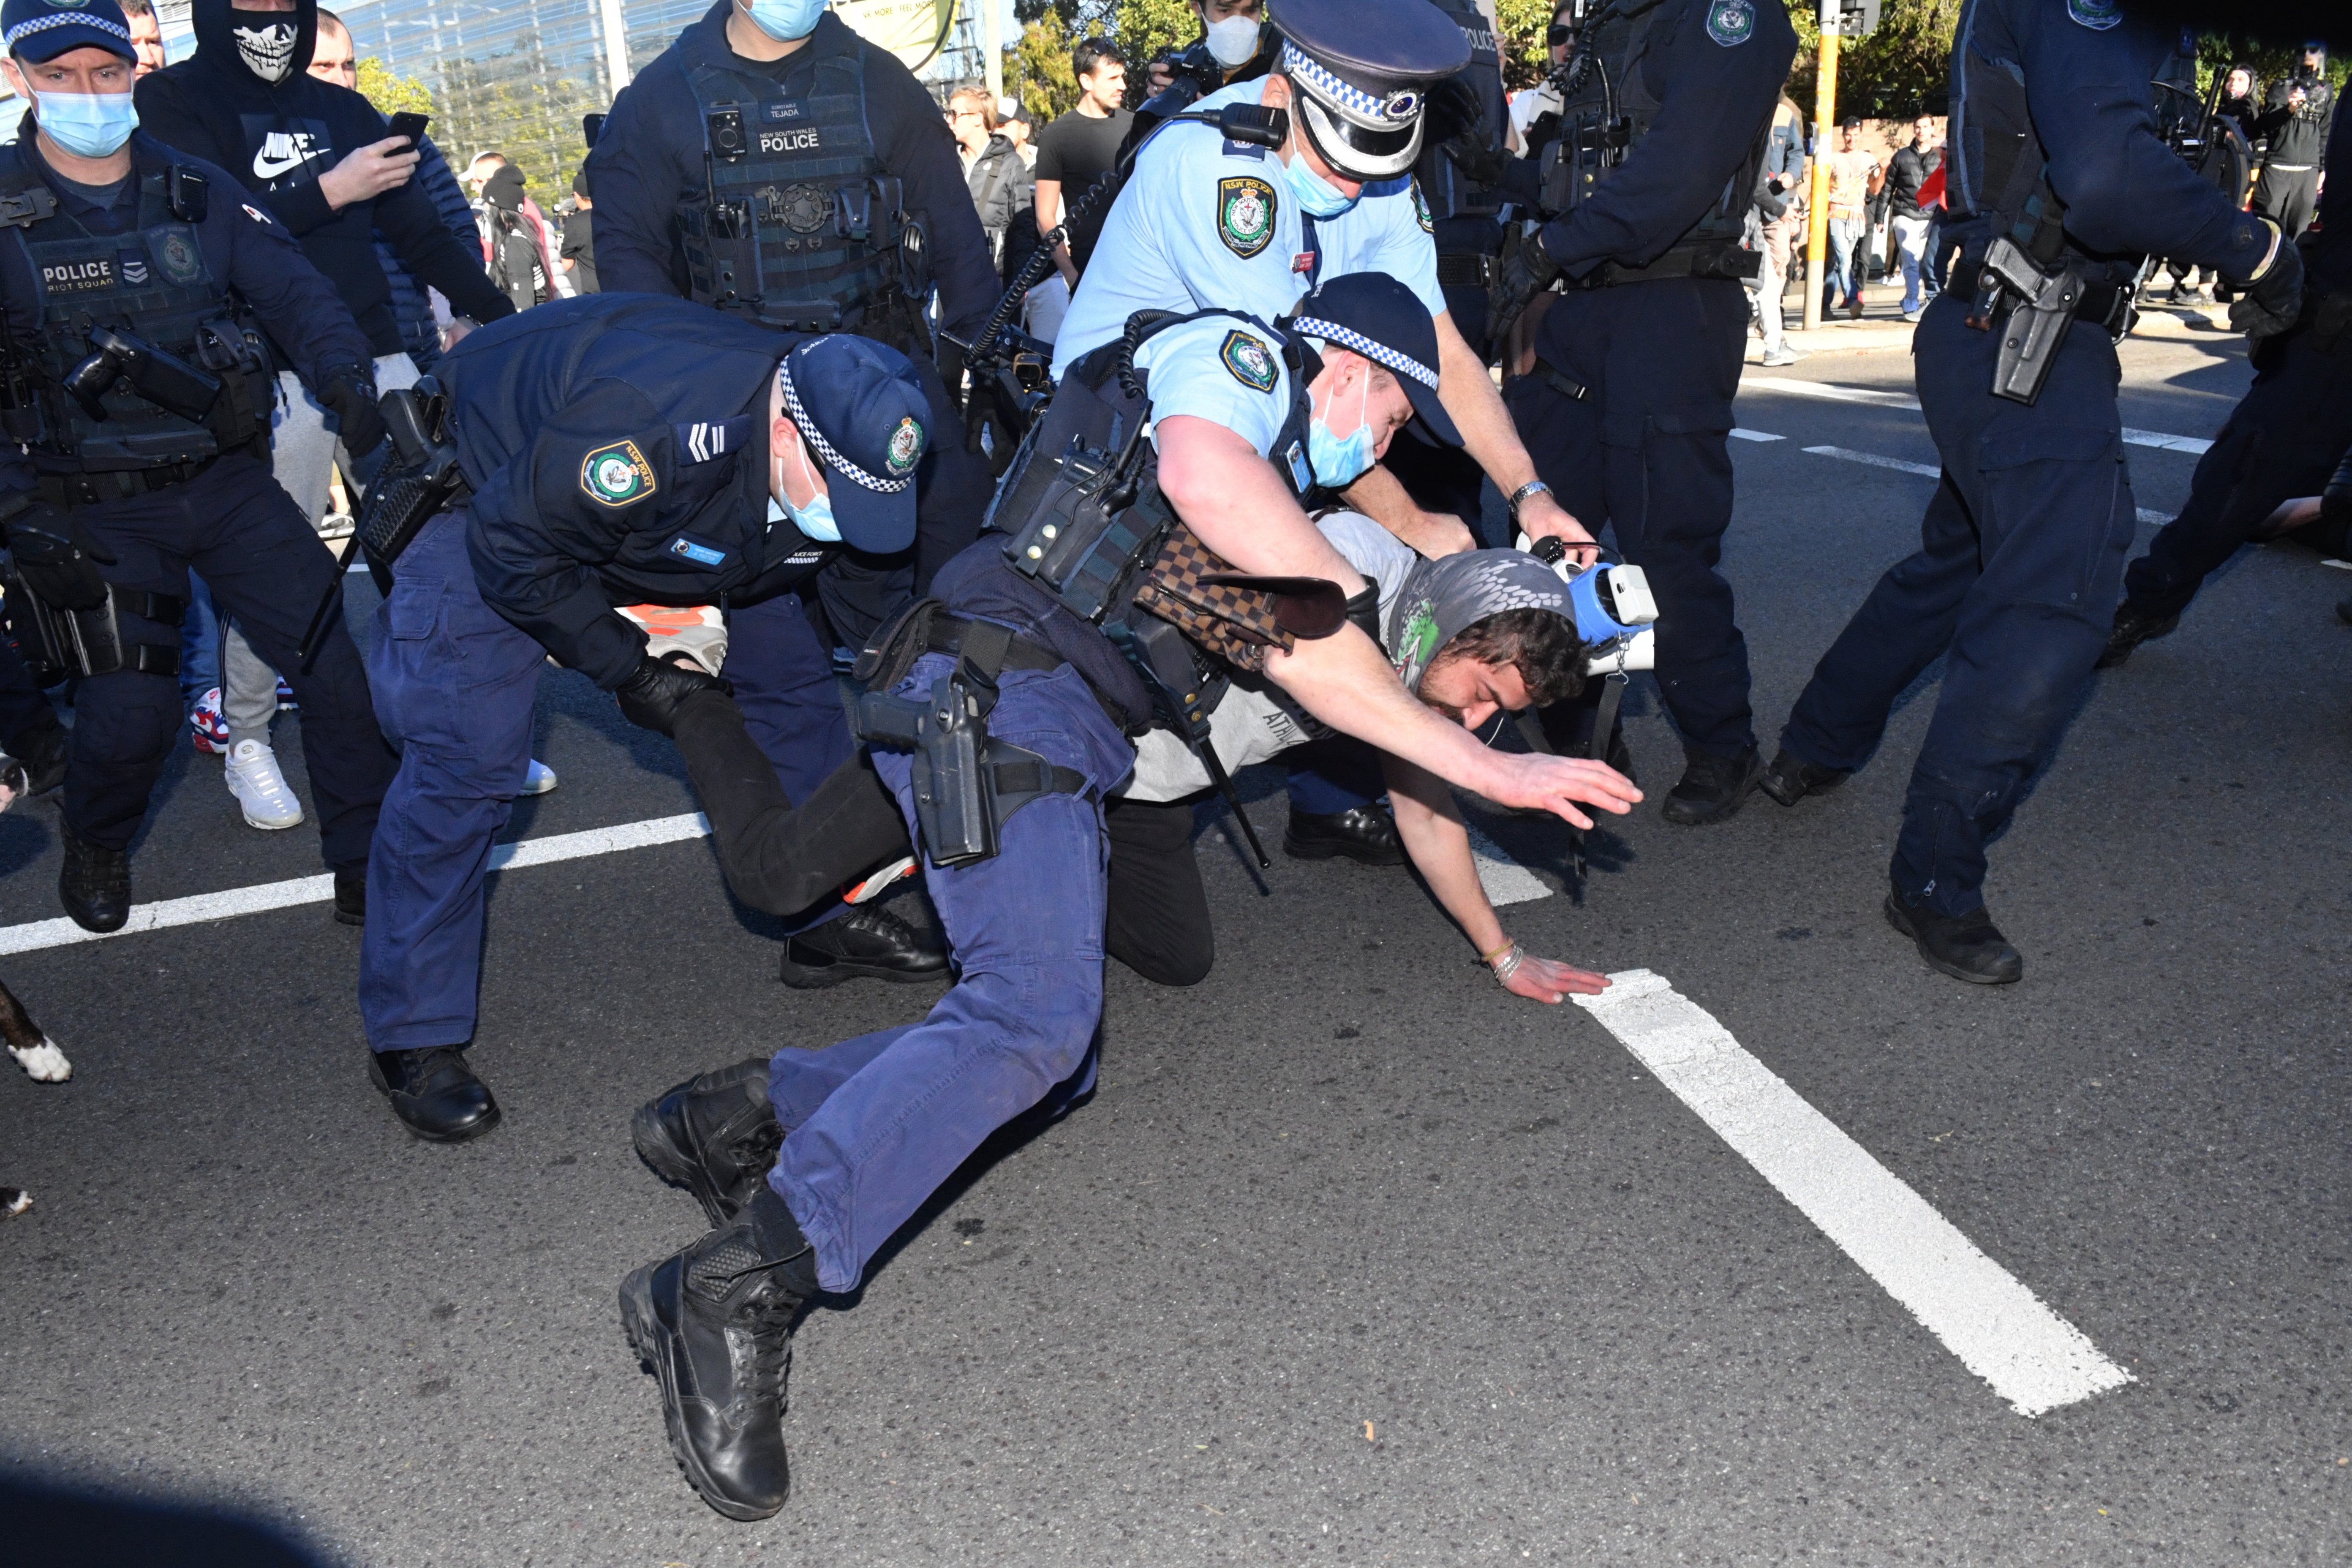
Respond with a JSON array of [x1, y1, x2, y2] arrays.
[[1430, 608, 1586, 708]]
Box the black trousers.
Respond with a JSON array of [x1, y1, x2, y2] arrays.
[[0, 634, 56, 757], [65, 454, 396, 866], [2123, 321, 2352, 618], [2252, 165, 2322, 239]]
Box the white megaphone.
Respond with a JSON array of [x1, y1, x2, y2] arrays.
[[1517, 531, 1658, 676]]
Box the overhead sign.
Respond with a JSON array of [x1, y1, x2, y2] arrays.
[[830, 0, 957, 70]]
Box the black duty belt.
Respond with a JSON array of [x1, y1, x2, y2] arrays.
[[1436, 253, 1497, 289], [1524, 354, 1590, 401], [1950, 257, 2132, 338], [1563, 241, 1760, 289], [39, 457, 216, 508], [921, 612, 1068, 673]]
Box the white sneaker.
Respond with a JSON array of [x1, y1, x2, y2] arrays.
[[521, 759, 559, 795], [224, 738, 305, 830]]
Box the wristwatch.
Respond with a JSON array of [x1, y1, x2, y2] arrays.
[[1507, 480, 1552, 522]]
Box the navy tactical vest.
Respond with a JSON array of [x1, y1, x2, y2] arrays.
[[1414, 0, 1508, 240]]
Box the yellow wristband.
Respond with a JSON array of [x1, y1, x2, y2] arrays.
[[1478, 939, 1515, 966]]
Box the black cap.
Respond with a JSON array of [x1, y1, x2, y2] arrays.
[[1266, 0, 1469, 180], [3, 0, 135, 62], [1287, 272, 1461, 448]]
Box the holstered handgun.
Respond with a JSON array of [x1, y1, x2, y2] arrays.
[[856, 661, 1001, 868], [1971, 235, 2084, 406]]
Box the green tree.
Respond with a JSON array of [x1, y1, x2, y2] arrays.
[[1010, 17, 1081, 122], [356, 57, 436, 120], [1111, 0, 1198, 96], [1785, 0, 1958, 122], [1495, 0, 1556, 92]]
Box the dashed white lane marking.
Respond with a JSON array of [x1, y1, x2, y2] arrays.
[[1573, 969, 2135, 1418], [0, 812, 712, 958], [1745, 377, 2212, 455], [1464, 825, 1552, 906], [1800, 445, 2175, 525], [1729, 428, 1786, 443]]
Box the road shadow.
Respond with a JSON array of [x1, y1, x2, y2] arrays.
[[0, 1470, 339, 1567]]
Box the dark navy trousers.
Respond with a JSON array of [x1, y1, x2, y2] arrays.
[[0, 631, 53, 754], [65, 454, 395, 864], [1506, 277, 1755, 757], [2122, 323, 2352, 618], [359, 511, 852, 1052], [1780, 294, 2138, 916], [765, 653, 1133, 1293]]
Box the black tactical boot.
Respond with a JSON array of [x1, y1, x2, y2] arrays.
[[1884, 883, 2023, 985], [633, 1056, 784, 1227], [2095, 600, 2180, 669], [1282, 803, 1406, 866], [1759, 747, 1851, 808], [1661, 746, 1762, 826], [58, 827, 130, 934], [620, 1186, 817, 1522], [368, 1046, 502, 1143], [779, 905, 948, 989], [333, 867, 366, 926]]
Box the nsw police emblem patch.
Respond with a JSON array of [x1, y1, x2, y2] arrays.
[[885, 416, 924, 476], [1704, 0, 1753, 46], [155, 229, 202, 284], [1218, 176, 1277, 259], [581, 440, 656, 507], [1220, 330, 1278, 392], [2066, 0, 2119, 27], [1413, 180, 1434, 234]]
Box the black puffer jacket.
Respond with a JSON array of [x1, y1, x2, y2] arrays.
[[134, 0, 513, 357]]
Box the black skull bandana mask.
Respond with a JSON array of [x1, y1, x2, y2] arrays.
[[231, 10, 298, 82]]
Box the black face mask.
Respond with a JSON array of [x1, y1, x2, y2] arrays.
[[229, 8, 299, 82]]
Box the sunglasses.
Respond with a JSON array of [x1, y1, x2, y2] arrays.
[[1546, 22, 1574, 44]]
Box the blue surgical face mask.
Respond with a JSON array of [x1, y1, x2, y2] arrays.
[[33, 87, 139, 161], [772, 440, 841, 542], [1305, 365, 1376, 489], [738, 0, 827, 42], [1281, 143, 1358, 219]]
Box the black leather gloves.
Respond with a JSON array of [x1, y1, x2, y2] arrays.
[[2227, 220, 2305, 342], [1426, 76, 1510, 191], [320, 368, 387, 458], [1487, 227, 1563, 345], [617, 653, 730, 737], [2, 504, 113, 610]]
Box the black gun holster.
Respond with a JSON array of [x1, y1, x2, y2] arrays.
[[850, 603, 1091, 868], [0, 564, 182, 681], [354, 381, 471, 593]]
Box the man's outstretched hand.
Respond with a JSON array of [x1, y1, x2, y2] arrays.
[[1498, 952, 1612, 1005], [1478, 752, 1642, 830]]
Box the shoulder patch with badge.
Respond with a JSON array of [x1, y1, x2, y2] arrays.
[[1219, 330, 1279, 392], [1412, 179, 1433, 233], [580, 439, 656, 507], [885, 415, 924, 477], [2066, 0, 2119, 28], [1704, 0, 1753, 46], [1218, 175, 1277, 259]]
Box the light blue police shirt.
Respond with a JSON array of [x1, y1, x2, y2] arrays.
[[1054, 78, 1446, 378]]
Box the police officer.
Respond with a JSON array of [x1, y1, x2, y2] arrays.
[[608, 274, 1639, 1521], [2102, 94, 2352, 670], [1756, 0, 2306, 985], [1485, 0, 1797, 824], [584, 0, 998, 600], [356, 295, 950, 1143], [1058, 0, 1597, 866], [0, 0, 395, 932]]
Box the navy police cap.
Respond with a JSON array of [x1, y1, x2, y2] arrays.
[[1288, 272, 1462, 449], [2, 0, 136, 63], [1266, 0, 1469, 180], [774, 335, 931, 555]]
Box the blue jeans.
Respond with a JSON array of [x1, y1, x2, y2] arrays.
[[180, 574, 220, 709], [1824, 217, 1865, 310], [1779, 294, 2136, 915], [765, 653, 1135, 1293]]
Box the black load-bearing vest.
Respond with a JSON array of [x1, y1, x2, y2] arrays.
[[0, 149, 274, 478], [677, 41, 924, 337], [1414, 0, 1508, 232]]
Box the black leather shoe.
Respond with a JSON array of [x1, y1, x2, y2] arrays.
[[1661, 746, 1762, 826], [633, 1056, 784, 1228], [1283, 803, 1406, 866], [368, 1046, 502, 1143], [1883, 885, 2023, 985], [333, 868, 365, 926], [58, 828, 130, 934], [779, 905, 947, 989], [1759, 747, 1851, 808], [2095, 600, 2180, 669], [621, 1187, 817, 1522]]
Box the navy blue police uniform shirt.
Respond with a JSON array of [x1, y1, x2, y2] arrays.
[[444, 295, 838, 690], [1535, 0, 1796, 278], [586, 4, 1000, 340], [1941, 0, 2272, 280], [0, 131, 373, 502]]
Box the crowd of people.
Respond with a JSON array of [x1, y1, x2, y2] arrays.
[[0, 0, 2343, 1527]]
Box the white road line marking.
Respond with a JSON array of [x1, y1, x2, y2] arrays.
[[1801, 446, 2175, 524], [2121, 427, 2212, 455], [1464, 825, 1552, 907], [1748, 378, 2212, 455], [0, 812, 712, 958], [1573, 970, 2134, 1418], [1729, 428, 1786, 442]]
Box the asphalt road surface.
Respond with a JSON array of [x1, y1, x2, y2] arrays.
[[6, 313, 2350, 1567]]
